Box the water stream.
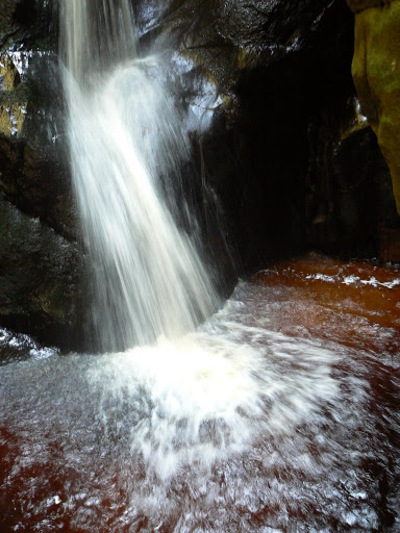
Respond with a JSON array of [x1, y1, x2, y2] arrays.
[[62, 0, 218, 352], [1, 257, 400, 531]]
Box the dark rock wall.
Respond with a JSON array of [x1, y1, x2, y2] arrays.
[[0, 0, 83, 349], [160, 0, 396, 271], [0, 0, 397, 348], [134, 0, 396, 271]]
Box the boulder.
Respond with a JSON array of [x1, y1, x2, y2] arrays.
[[347, 0, 400, 214]]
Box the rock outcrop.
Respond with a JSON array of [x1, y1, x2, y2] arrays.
[[0, 0, 82, 349], [145, 0, 394, 267], [347, 0, 400, 214]]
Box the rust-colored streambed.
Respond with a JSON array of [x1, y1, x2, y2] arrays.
[[1, 256, 399, 532]]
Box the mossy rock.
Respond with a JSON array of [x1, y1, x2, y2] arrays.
[[347, 0, 388, 13], [0, 54, 21, 90], [349, 0, 400, 213]]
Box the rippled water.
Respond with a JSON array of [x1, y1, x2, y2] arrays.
[[1, 257, 399, 532]]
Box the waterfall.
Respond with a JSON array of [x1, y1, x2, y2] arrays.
[[2, 4, 400, 531], [60, 0, 218, 351]]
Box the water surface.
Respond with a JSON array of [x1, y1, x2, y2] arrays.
[[1, 256, 399, 532]]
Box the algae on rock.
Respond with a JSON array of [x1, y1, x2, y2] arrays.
[[0, 54, 27, 136], [348, 0, 400, 214]]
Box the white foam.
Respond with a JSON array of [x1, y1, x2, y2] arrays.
[[88, 309, 340, 480]]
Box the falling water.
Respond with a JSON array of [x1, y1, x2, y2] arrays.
[[61, 0, 218, 351]]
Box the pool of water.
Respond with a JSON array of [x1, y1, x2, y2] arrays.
[[1, 256, 399, 532]]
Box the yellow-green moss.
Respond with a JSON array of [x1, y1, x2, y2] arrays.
[[0, 54, 20, 91], [350, 0, 400, 213], [0, 102, 26, 135]]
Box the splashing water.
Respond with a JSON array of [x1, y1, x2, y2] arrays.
[[57, 0, 347, 508], [1, 258, 400, 531], [61, 0, 218, 351]]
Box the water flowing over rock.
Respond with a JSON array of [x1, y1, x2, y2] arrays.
[[135, 0, 397, 267], [0, 0, 398, 346], [1, 256, 399, 531], [61, 0, 221, 351], [1, 2, 400, 532]]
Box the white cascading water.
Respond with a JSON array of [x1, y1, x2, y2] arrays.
[[57, 0, 341, 480], [62, 0, 218, 352]]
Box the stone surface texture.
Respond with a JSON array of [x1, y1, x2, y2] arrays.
[[348, 0, 400, 214], [0, 0, 82, 348]]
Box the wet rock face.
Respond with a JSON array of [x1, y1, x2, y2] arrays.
[[0, 0, 82, 348], [348, 0, 400, 215], [0, 51, 74, 237], [0, 197, 82, 347], [136, 0, 334, 88], [0, 0, 57, 50], [144, 0, 395, 268]]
